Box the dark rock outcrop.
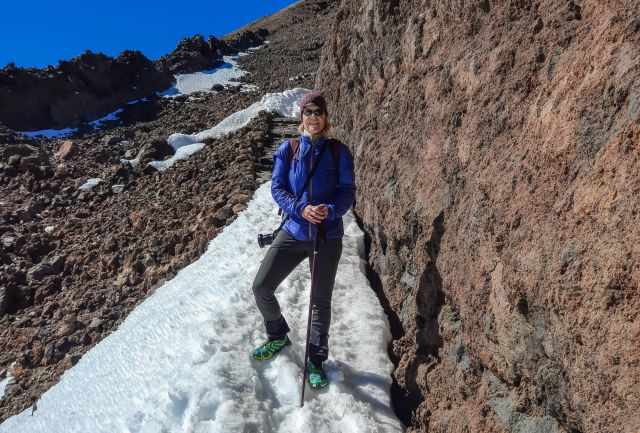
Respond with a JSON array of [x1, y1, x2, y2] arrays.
[[155, 35, 226, 74], [156, 30, 269, 75], [317, 1, 640, 432], [0, 51, 172, 131], [222, 29, 269, 54]]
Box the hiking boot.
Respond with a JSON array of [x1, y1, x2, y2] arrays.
[[307, 361, 329, 389], [252, 336, 291, 361]]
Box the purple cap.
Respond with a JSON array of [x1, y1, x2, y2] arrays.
[[298, 91, 328, 119]]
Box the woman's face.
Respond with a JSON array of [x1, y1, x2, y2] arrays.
[[302, 103, 327, 136]]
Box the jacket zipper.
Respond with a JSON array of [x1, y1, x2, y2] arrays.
[[308, 140, 313, 240]]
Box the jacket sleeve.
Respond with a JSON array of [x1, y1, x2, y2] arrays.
[[325, 144, 356, 221], [271, 140, 307, 219]]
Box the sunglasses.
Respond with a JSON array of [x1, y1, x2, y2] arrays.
[[302, 108, 324, 117]]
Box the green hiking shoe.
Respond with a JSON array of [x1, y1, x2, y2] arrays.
[[307, 361, 329, 389], [252, 336, 291, 361]]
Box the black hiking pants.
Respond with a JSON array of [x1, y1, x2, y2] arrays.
[[252, 229, 342, 365]]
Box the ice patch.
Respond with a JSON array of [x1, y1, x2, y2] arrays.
[[127, 97, 149, 105]]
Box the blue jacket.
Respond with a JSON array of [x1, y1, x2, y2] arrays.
[[271, 134, 356, 241]]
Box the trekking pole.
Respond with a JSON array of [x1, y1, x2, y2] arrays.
[[300, 222, 323, 408]]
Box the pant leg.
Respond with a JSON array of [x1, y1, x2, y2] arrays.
[[308, 237, 343, 364], [252, 229, 309, 339]]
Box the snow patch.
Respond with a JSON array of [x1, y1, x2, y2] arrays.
[[18, 46, 266, 139], [20, 127, 77, 139], [127, 97, 149, 105], [167, 87, 307, 149], [142, 88, 308, 172], [147, 143, 206, 172], [0, 183, 402, 433], [88, 108, 123, 129], [78, 178, 102, 191], [159, 55, 249, 97], [19, 100, 131, 139], [241, 84, 260, 93], [0, 374, 12, 400]]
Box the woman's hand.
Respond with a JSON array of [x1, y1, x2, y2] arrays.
[[302, 204, 328, 225]]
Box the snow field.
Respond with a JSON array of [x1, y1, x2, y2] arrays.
[[0, 182, 403, 433]]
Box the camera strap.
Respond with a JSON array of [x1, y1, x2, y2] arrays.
[[272, 140, 329, 236]]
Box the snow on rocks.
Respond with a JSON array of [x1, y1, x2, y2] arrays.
[[167, 88, 307, 148], [147, 142, 206, 172], [21, 107, 127, 139], [159, 54, 256, 97], [20, 127, 77, 139], [77, 178, 102, 191], [0, 183, 402, 433], [144, 87, 308, 172], [0, 373, 13, 401]]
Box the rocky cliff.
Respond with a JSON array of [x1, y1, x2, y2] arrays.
[[317, 1, 639, 432]]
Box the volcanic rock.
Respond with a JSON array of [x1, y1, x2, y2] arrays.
[[55, 140, 75, 161], [155, 35, 225, 75], [134, 137, 175, 168], [318, 0, 640, 432]]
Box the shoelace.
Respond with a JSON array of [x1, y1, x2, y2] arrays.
[[258, 339, 285, 353]]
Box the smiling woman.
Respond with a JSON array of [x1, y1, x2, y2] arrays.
[[251, 90, 356, 394], [0, 0, 299, 68]]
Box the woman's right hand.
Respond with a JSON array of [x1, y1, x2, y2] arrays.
[[302, 204, 328, 225]]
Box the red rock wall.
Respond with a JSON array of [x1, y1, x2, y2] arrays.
[[317, 1, 640, 432]]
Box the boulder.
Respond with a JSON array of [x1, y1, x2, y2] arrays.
[[135, 137, 174, 167], [155, 35, 225, 74], [55, 140, 75, 161]]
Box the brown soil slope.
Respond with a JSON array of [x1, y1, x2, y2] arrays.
[[318, 1, 639, 432]]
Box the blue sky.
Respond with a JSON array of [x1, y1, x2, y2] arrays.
[[1, 0, 298, 68]]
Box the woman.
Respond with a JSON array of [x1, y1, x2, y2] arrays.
[[251, 91, 356, 389]]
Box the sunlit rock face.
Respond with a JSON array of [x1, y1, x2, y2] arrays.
[[317, 1, 640, 432]]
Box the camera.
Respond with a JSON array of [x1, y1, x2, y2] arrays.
[[257, 229, 279, 248]]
